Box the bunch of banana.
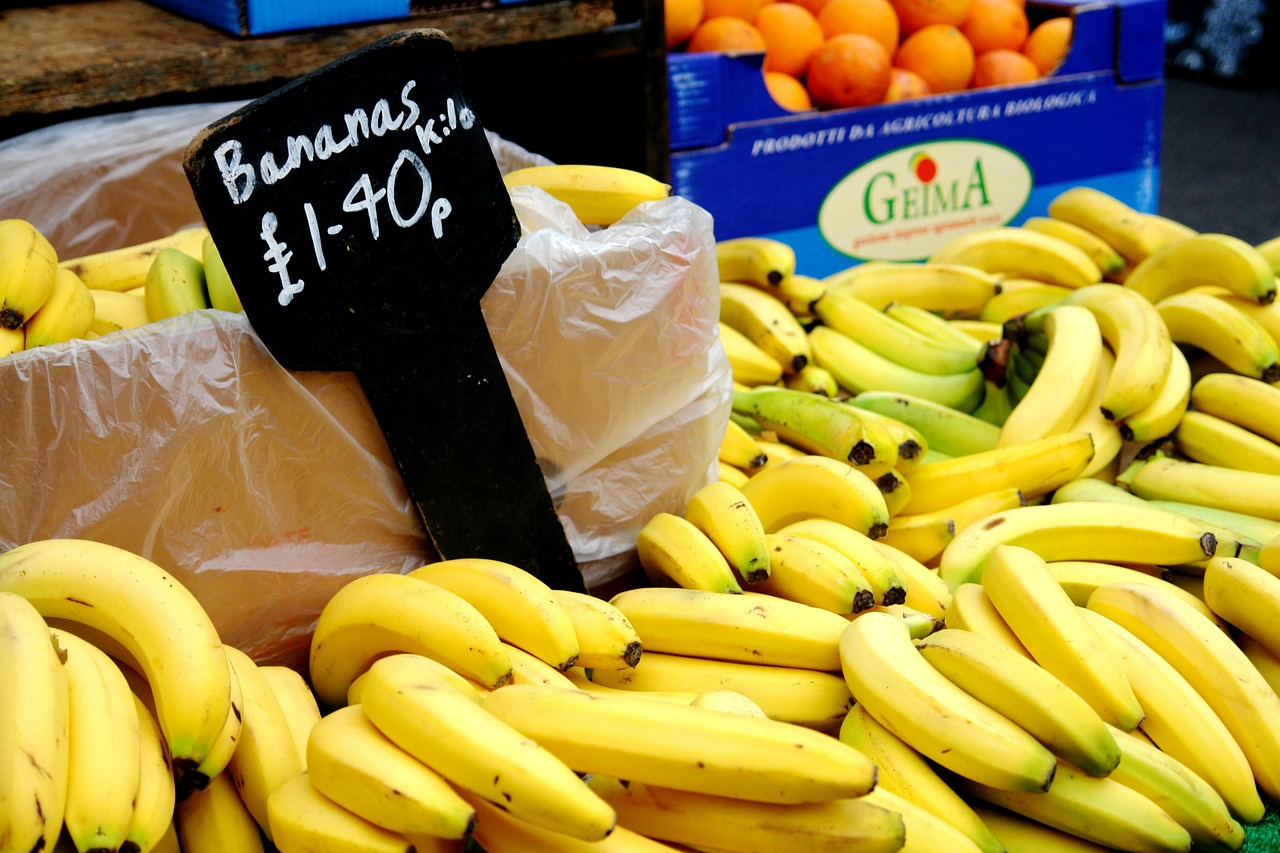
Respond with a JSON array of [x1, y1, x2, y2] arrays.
[[501, 163, 671, 227], [929, 225, 1104, 289], [59, 224, 209, 293], [720, 281, 811, 375], [821, 259, 1002, 318]]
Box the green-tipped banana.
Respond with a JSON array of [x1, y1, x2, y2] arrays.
[[814, 286, 981, 375], [145, 247, 210, 322], [848, 389, 1000, 457], [202, 234, 243, 313]]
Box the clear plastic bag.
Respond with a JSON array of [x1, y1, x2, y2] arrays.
[[0, 102, 730, 667]]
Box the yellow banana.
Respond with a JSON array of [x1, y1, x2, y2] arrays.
[[485, 680, 871, 799], [177, 770, 266, 853], [971, 801, 1113, 852], [750, 532, 877, 614], [783, 363, 841, 396], [822, 260, 1002, 317], [408, 557, 580, 671], [59, 225, 209, 293], [778, 516, 907, 605], [719, 282, 811, 374], [257, 664, 322, 770], [460, 787, 677, 852], [683, 478, 771, 583], [978, 279, 1072, 323], [1175, 409, 1280, 474], [945, 581, 1033, 657], [124, 692, 178, 853], [0, 217, 58, 329], [307, 571, 514, 710], [688, 688, 770, 718], [501, 641, 580, 689], [1156, 290, 1280, 383], [1119, 451, 1280, 522], [731, 385, 888, 472], [718, 321, 783, 386], [1021, 215, 1127, 278], [88, 287, 149, 336], [552, 589, 643, 670], [23, 267, 96, 347], [715, 236, 796, 288], [738, 453, 891, 538], [775, 272, 828, 317], [1118, 339, 1192, 441], [1044, 559, 1226, 631], [1202, 555, 1280, 663], [1189, 370, 1280, 444], [359, 654, 617, 840], [265, 771, 440, 853], [1047, 185, 1166, 264], [1123, 233, 1277, 305], [502, 164, 671, 226], [635, 511, 743, 594], [1079, 607, 1265, 824], [608, 586, 846, 671], [718, 416, 768, 471], [930, 225, 1103, 288]]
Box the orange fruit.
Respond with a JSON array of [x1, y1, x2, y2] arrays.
[[789, 0, 833, 15], [686, 15, 769, 51], [1022, 15, 1073, 74], [816, 0, 901, 59], [895, 23, 975, 92], [756, 2, 827, 76], [764, 70, 816, 110], [960, 0, 1029, 53], [970, 47, 1041, 87], [889, 0, 970, 34], [665, 0, 707, 47], [883, 67, 932, 101], [703, 0, 763, 20], [805, 32, 893, 108]]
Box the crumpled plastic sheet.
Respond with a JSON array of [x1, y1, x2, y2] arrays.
[[0, 101, 730, 668]]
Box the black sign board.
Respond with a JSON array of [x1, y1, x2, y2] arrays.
[[183, 29, 583, 592]]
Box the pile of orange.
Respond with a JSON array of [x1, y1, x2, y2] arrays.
[[665, 0, 1073, 111]]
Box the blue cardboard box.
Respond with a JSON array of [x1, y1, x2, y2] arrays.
[[668, 0, 1167, 277], [146, 0, 540, 36]]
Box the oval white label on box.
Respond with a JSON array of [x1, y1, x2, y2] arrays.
[[818, 140, 1032, 262]]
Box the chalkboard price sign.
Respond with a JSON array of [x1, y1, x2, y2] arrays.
[[183, 29, 584, 592]]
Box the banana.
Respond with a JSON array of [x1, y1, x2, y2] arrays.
[[144, 246, 210, 323], [258, 664, 322, 770], [957, 759, 1194, 853], [731, 386, 886, 471], [872, 539, 954, 619], [977, 279, 1072, 323], [201, 233, 243, 313], [682, 479, 770, 584], [822, 260, 1002, 317], [1190, 370, 1280, 444], [23, 267, 96, 347], [1044, 560, 1226, 631], [1047, 185, 1166, 264], [809, 324, 986, 411], [1086, 580, 1280, 804], [717, 459, 750, 487], [502, 164, 671, 226], [936, 501, 1224, 589], [1264, 531, 1280, 576], [1144, 212, 1199, 246], [848, 389, 1001, 457], [814, 286, 982, 375], [1021, 215, 1127, 278], [88, 287, 149, 336], [265, 772, 427, 853], [1147, 498, 1280, 553], [837, 703, 1005, 853], [563, 667, 699, 705], [884, 299, 988, 357], [1057, 282, 1173, 421], [750, 532, 877, 614], [0, 218, 58, 330], [501, 641, 580, 689], [996, 305, 1105, 447], [784, 363, 840, 396], [485, 679, 870, 799], [1059, 348, 1124, 478], [1240, 632, 1280, 695], [125, 693, 178, 853], [0, 592, 69, 853], [57, 630, 142, 853], [188, 649, 244, 795], [304, 703, 476, 840], [0, 324, 22, 356], [775, 273, 829, 317], [584, 649, 853, 730], [1120, 451, 1280, 521], [59, 225, 209, 293], [718, 416, 768, 471], [1118, 339, 1192, 441], [359, 654, 616, 840], [753, 436, 811, 470], [839, 610, 1058, 792], [1202, 555, 1280, 659], [738, 453, 891, 538], [1175, 409, 1280, 473], [1105, 724, 1246, 853], [688, 688, 769, 717], [1078, 607, 1265, 824], [1218, 290, 1280, 349], [635, 511, 743, 594], [0, 539, 231, 795], [719, 282, 811, 374], [608, 586, 846, 671], [779, 517, 906, 605], [971, 801, 1114, 852], [718, 321, 783, 386], [915, 627, 1121, 776], [408, 557, 580, 671], [176, 770, 266, 853], [715, 236, 796, 288], [863, 785, 987, 853], [899, 430, 1094, 515], [552, 589, 642, 671], [223, 644, 303, 840], [951, 318, 1005, 343], [307, 571, 514, 710], [459, 787, 675, 853], [930, 225, 1103, 288], [1155, 290, 1280, 382], [839, 403, 928, 472], [347, 652, 485, 706], [584, 775, 906, 853], [945, 581, 1034, 658], [1123, 233, 1277, 305]]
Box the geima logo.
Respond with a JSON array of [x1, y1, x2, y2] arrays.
[[818, 140, 1032, 262]]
